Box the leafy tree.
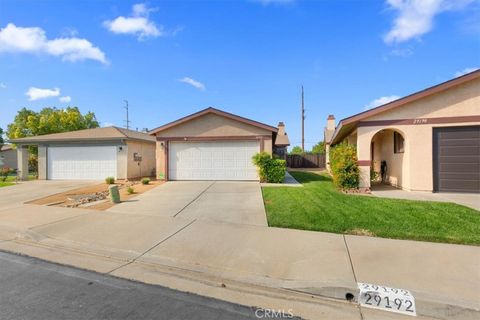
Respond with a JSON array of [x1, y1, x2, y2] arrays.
[[0, 127, 4, 145], [311, 141, 326, 154], [7, 107, 99, 172], [289, 146, 304, 155]]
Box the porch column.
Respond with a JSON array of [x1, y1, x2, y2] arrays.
[[37, 145, 47, 180], [356, 127, 373, 190], [17, 146, 29, 181]]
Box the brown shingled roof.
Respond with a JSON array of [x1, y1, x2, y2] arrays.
[[10, 127, 155, 144]]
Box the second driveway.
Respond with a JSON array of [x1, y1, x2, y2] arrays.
[[108, 181, 268, 226]]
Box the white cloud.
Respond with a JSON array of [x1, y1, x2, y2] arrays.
[[0, 23, 107, 64], [454, 67, 479, 77], [103, 122, 115, 127], [383, 0, 474, 44], [104, 3, 162, 40], [178, 77, 206, 91], [59, 95, 71, 103], [390, 47, 413, 57], [25, 87, 60, 101], [0, 82, 6, 89], [364, 95, 400, 110]]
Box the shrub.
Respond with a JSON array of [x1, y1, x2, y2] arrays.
[[252, 152, 286, 183], [141, 178, 150, 185], [127, 186, 134, 194], [105, 176, 115, 184], [0, 167, 9, 182], [329, 143, 359, 190]]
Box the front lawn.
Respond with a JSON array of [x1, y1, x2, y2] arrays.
[[0, 174, 37, 187], [262, 171, 480, 245]]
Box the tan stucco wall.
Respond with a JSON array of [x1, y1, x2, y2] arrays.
[[155, 140, 166, 180], [117, 145, 127, 180], [126, 141, 156, 179], [347, 79, 480, 191], [37, 145, 47, 180], [156, 113, 272, 137], [0, 149, 17, 169]]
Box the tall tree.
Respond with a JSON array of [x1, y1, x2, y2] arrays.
[[289, 146, 304, 155], [0, 127, 4, 145], [311, 141, 326, 154]]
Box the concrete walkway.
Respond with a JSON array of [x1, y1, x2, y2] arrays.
[[371, 184, 480, 211], [0, 181, 478, 319]]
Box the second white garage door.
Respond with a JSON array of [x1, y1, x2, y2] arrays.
[[169, 141, 260, 180], [48, 146, 117, 180]]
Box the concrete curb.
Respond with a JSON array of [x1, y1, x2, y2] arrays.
[[1, 231, 478, 320]]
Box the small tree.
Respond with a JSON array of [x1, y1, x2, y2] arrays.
[[329, 143, 359, 190], [0, 127, 4, 145], [289, 146, 303, 155], [311, 141, 326, 154]]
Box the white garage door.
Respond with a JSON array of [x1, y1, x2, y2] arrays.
[[169, 141, 260, 180], [48, 146, 117, 180]]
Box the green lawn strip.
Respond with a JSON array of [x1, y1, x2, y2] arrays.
[[262, 171, 480, 245], [0, 181, 14, 187]]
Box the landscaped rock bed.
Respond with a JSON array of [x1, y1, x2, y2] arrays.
[[27, 179, 162, 210]]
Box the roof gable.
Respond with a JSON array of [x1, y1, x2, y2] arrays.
[[149, 107, 278, 135]]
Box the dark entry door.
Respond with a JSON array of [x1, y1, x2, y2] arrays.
[[433, 126, 480, 193]]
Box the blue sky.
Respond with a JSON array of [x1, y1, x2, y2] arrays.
[[0, 0, 479, 149]]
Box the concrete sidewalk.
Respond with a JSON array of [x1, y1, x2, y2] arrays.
[[0, 203, 478, 319]]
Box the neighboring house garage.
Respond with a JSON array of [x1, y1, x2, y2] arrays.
[[325, 69, 480, 193], [150, 107, 289, 181], [11, 127, 156, 181]]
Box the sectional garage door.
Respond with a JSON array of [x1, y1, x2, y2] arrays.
[[433, 126, 480, 193], [169, 141, 260, 180], [48, 146, 117, 180]]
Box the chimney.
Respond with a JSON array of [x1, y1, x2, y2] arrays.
[[324, 115, 336, 144], [275, 122, 290, 146]]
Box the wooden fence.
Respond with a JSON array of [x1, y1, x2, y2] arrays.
[[286, 154, 326, 168]]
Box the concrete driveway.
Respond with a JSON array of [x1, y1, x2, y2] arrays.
[[108, 181, 268, 226]]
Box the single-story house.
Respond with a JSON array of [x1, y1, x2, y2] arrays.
[[10, 127, 156, 180], [10, 107, 289, 181], [325, 69, 480, 193], [149, 107, 289, 181], [0, 145, 17, 170]]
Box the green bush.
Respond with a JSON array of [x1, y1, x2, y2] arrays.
[[105, 176, 115, 184], [127, 186, 134, 194], [141, 178, 150, 185], [252, 152, 286, 183], [329, 143, 359, 190]]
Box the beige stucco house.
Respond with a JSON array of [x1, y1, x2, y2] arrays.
[[10, 107, 289, 181], [11, 127, 156, 180], [150, 107, 289, 181], [325, 70, 480, 193]]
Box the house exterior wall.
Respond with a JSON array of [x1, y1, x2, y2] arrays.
[[0, 149, 18, 170], [37, 145, 47, 180], [346, 78, 480, 191], [154, 113, 274, 180], [126, 140, 156, 179]]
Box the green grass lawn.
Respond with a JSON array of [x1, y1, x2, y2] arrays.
[[262, 171, 480, 245], [0, 174, 37, 187]]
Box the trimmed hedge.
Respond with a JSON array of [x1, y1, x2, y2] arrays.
[[329, 143, 359, 190], [252, 152, 286, 183]]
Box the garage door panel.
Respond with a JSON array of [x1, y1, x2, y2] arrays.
[[169, 141, 259, 181], [434, 126, 480, 193], [48, 146, 117, 180]]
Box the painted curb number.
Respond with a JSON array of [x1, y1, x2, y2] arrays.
[[358, 283, 416, 316]]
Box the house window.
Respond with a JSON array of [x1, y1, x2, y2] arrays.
[[394, 132, 404, 153]]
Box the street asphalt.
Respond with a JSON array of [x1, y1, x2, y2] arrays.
[[0, 251, 284, 320]]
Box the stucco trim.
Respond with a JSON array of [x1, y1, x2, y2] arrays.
[[149, 107, 278, 135], [358, 115, 480, 127], [157, 135, 272, 141], [330, 70, 480, 145], [357, 160, 371, 166]]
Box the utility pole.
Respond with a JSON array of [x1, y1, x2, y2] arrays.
[[124, 100, 131, 129], [301, 86, 305, 152]]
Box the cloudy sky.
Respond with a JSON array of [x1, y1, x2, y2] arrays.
[[0, 0, 478, 149]]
